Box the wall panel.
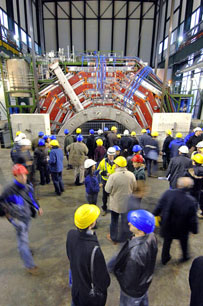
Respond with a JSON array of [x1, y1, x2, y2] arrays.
[[114, 1, 126, 18], [167, 0, 172, 19], [32, 2, 38, 42], [72, 20, 83, 51], [0, 0, 7, 11], [86, 1, 98, 18], [172, 10, 179, 30], [13, 0, 18, 22], [43, 2, 55, 18], [128, 2, 140, 19], [86, 20, 97, 50], [113, 20, 125, 52], [100, 1, 112, 18], [140, 19, 153, 63], [193, 0, 201, 12], [100, 20, 111, 51], [143, 3, 154, 19], [19, 0, 26, 30], [181, 0, 187, 23], [44, 20, 56, 51], [127, 20, 139, 56], [72, 1, 83, 18], [57, 1, 69, 18], [174, 0, 180, 11], [58, 20, 70, 50]]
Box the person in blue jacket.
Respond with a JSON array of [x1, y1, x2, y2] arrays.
[[84, 159, 100, 205], [49, 140, 64, 196], [169, 132, 185, 158]]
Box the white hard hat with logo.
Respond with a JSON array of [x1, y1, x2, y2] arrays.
[[84, 159, 97, 169], [107, 147, 116, 155]]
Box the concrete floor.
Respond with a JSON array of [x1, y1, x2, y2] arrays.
[[0, 149, 202, 306]]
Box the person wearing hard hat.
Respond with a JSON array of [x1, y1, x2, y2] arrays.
[[97, 147, 116, 216], [95, 129, 107, 148], [161, 129, 174, 170], [64, 129, 74, 169], [67, 135, 88, 186], [144, 131, 159, 178], [169, 133, 185, 158], [166, 145, 192, 189], [103, 127, 110, 149], [186, 127, 203, 153], [185, 153, 203, 218], [130, 131, 139, 153], [107, 126, 118, 147], [94, 139, 106, 164], [0, 164, 43, 275], [131, 154, 146, 200], [74, 127, 82, 142], [139, 129, 151, 150], [108, 210, 157, 305], [84, 159, 100, 205], [120, 130, 132, 158], [16, 131, 22, 136], [105, 156, 137, 243], [113, 145, 121, 157], [34, 139, 50, 185], [49, 140, 64, 196], [127, 145, 143, 173], [32, 131, 45, 152], [66, 204, 110, 306], [86, 129, 96, 159], [10, 132, 27, 164], [153, 177, 198, 265]]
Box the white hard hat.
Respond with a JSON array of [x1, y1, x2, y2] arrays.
[[193, 127, 202, 132], [14, 136, 21, 143], [97, 129, 103, 135], [178, 145, 189, 154], [19, 138, 31, 146], [196, 141, 203, 148], [107, 147, 116, 155], [18, 132, 26, 140], [84, 159, 97, 169], [123, 129, 129, 136]]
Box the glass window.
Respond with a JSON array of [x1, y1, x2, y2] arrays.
[[159, 42, 163, 54], [2, 11, 8, 29], [28, 36, 32, 49], [190, 8, 200, 35], [21, 29, 27, 44], [164, 37, 168, 50]]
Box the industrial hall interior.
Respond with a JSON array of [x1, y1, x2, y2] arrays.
[[0, 0, 203, 305]]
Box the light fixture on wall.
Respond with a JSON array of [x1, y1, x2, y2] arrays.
[[178, 36, 183, 43]]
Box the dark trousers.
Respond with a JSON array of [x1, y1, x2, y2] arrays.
[[102, 182, 109, 211], [86, 193, 98, 205], [146, 158, 157, 176], [110, 211, 128, 242], [39, 164, 50, 185], [162, 235, 189, 264], [51, 172, 64, 195], [162, 153, 170, 170]]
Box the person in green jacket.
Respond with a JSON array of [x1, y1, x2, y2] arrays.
[[131, 154, 146, 202], [64, 129, 74, 169]]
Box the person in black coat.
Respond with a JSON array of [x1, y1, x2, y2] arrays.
[[34, 139, 50, 185], [166, 145, 192, 189], [86, 129, 96, 159], [120, 130, 132, 157], [161, 129, 173, 170], [66, 204, 110, 306], [153, 177, 198, 265], [186, 127, 203, 152], [189, 256, 203, 306], [107, 210, 157, 306]]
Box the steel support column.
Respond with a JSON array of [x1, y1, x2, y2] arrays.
[[36, 0, 45, 54], [84, 0, 86, 52], [150, 2, 157, 67], [161, 0, 168, 62], [16, 0, 22, 50], [69, 0, 73, 52], [55, 2, 59, 51], [98, 0, 100, 51], [154, 0, 163, 73], [24, 0, 29, 52], [124, 1, 129, 56], [111, 0, 115, 52], [137, 1, 143, 58]]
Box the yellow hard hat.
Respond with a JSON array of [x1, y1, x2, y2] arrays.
[[114, 156, 127, 167], [96, 139, 103, 146], [117, 134, 121, 139], [141, 129, 146, 133], [111, 126, 117, 131], [50, 140, 59, 147], [151, 131, 159, 137], [74, 204, 100, 229], [76, 128, 82, 134], [176, 133, 182, 138], [192, 153, 203, 164], [166, 129, 172, 136], [155, 216, 161, 227], [131, 131, 136, 136], [16, 131, 22, 136]]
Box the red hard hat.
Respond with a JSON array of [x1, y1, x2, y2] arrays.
[[12, 164, 28, 176], [131, 154, 144, 163]]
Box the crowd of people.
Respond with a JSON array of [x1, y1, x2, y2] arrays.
[[0, 125, 203, 305]]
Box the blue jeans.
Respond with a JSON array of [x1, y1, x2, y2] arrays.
[[11, 219, 35, 269], [120, 291, 149, 306], [86, 193, 98, 205], [51, 171, 64, 195]]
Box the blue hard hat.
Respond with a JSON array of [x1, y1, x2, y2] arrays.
[[38, 139, 45, 146], [104, 127, 109, 131], [128, 210, 155, 234], [43, 135, 48, 140], [64, 129, 69, 135], [77, 135, 83, 142], [89, 129, 94, 135], [38, 131, 44, 137], [133, 145, 142, 152], [146, 129, 151, 134], [50, 135, 56, 140], [113, 145, 121, 151]]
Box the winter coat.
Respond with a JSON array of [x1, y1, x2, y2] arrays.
[[166, 154, 192, 189], [86, 135, 96, 158], [189, 256, 203, 306], [66, 229, 110, 306], [85, 174, 100, 195], [162, 135, 173, 155], [34, 147, 49, 169], [139, 134, 151, 149], [49, 147, 64, 172], [186, 134, 203, 150], [143, 137, 159, 159], [0, 179, 40, 221], [105, 167, 137, 213], [107, 132, 118, 147], [113, 233, 157, 298], [94, 146, 106, 163], [185, 166, 203, 202], [153, 188, 198, 238], [64, 135, 74, 153], [133, 167, 146, 181], [120, 136, 132, 152], [98, 158, 116, 182], [67, 142, 88, 167], [169, 138, 184, 158], [10, 143, 21, 163]]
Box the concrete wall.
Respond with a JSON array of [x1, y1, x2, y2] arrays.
[[10, 114, 51, 140]]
